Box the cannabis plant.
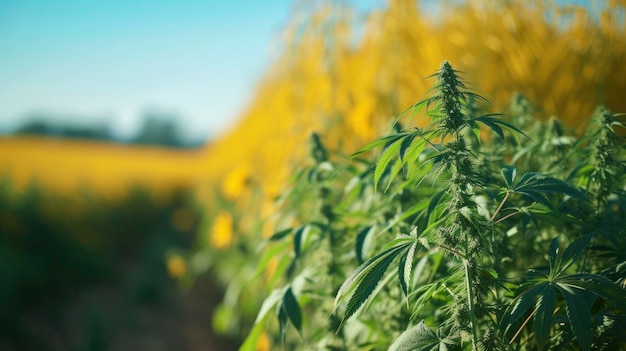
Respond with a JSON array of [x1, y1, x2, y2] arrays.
[[241, 62, 626, 351]]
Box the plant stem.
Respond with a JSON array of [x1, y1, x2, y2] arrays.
[[435, 243, 464, 257], [493, 211, 521, 225], [509, 305, 537, 346], [489, 191, 510, 223], [463, 258, 479, 350]]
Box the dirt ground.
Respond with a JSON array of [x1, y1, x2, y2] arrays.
[[75, 275, 240, 351], [6, 273, 240, 351]]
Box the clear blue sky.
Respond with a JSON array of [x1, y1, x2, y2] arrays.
[[0, 0, 301, 141], [0, 0, 588, 141]]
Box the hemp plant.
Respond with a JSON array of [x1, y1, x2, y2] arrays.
[[240, 132, 371, 350], [334, 61, 532, 349], [241, 62, 626, 351]]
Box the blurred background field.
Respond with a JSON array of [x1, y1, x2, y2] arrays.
[[0, 136, 208, 197], [0, 133, 236, 349], [1, 0, 625, 350]]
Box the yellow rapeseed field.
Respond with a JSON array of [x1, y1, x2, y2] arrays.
[[203, 0, 626, 210], [0, 136, 210, 198]]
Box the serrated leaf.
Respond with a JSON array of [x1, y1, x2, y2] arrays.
[[399, 242, 418, 297], [399, 133, 417, 163], [355, 226, 374, 264], [525, 204, 582, 226], [560, 234, 592, 273], [413, 255, 429, 283], [336, 242, 411, 322], [559, 286, 591, 351], [534, 285, 555, 350], [502, 284, 546, 336], [522, 191, 555, 209], [501, 165, 517, 188], [353, 134, 405, 157], [398, 99, 429, 125], [473, 114, 529, 140], [380, 236, 416, 252], [385, 159, 405, 192], [427, 190, 447, 218], [474, 115, 505, 139], [343, 251, 397, 322], [394, 201, 429, 230], [398, 253, 409, 298], [335, 243, 409, 309], [512, 172, 586, 200], [565, 274, 626, 312], [388, 320, 439, 351], [401, 138, 426, 175], [359, 269, 397, 318], [548, 237, 560, 272], [374, 136, 407, 192]]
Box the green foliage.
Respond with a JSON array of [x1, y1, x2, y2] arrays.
[[241, 62, 626, 350], [388, 320, 457, 351], [0, 183, 201, 349]]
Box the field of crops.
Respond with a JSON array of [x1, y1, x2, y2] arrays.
[[203, 0, 626, 199], [0, 136, 210, 198], [2, 0, 626, 350], [192, 1, 626, 350], [0, 137, 232, 350]]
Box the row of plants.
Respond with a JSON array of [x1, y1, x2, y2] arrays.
[[0, 183, 199, 350], [220, 62, 626, 350], [199, 0, 626, 205], [185, 1, 626, 349]]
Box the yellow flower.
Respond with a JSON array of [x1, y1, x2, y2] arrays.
[[210, 211, 234, 249], [166, 254, 187, 278], [199, 0, 626, 204], [256, 330, 271, 351], [222, 166, 250, 200]]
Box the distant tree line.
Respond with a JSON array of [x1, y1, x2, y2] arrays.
[[15, 118, 113, 140], [12, 112, 205, 148]]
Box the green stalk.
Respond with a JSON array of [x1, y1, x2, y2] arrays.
[[463, 258, 479, 350], [489, 191, 510, 223], [434, 61, 483, 348], [494, 211, 521, 225], [311, 134, 347, 348]]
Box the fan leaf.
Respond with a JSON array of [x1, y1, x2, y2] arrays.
[[534, 285, 556, 350], [388, 320, 440, 351]]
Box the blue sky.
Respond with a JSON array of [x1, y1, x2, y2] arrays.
[[0, 0, 590, 141], [0, 0, 302, 140]]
